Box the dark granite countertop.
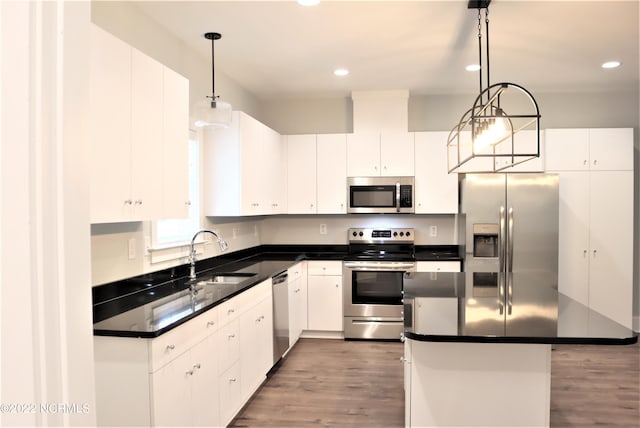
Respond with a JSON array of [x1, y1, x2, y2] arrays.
[[403, 271, 637, 345], [92, 244, 464, 338]]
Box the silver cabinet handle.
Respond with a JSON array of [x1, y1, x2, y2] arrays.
[[207, 320, 215, 327], [134, 200, 143, 205], [227, 309, 235, 314], [166, 344, 175, 351], [193, 363, 201, 370], [229, 378, 237, 383], [185, 369, 194, 376], [396, 182, 401, 212], [124, 199, 133, 205], [228, 334, 235, 340]]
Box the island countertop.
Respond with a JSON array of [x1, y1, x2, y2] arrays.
[[403, 271, 637, 345]]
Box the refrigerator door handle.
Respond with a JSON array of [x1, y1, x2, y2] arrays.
[[507, 207, 514, 273], [499, 206, 506, 273], [507, 272, 513, 315], [498, 274, 505, 315]]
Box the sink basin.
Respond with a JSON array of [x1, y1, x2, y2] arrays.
[[199, 272, 257, 286]]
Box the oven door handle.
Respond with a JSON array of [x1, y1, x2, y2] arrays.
[[343, 261, 416, 271]]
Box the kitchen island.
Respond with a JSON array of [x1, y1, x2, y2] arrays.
[[402, 271, 637, 428]]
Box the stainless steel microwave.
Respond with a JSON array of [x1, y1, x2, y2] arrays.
[[347, 176, 414, 214]]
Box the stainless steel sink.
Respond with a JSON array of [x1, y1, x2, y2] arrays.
[[199, 272, 256, 286]]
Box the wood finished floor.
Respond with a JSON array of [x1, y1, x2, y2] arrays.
[[230, 338, 639, 428]]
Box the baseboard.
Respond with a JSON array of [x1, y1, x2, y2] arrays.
[[300, 330, 344, 340]]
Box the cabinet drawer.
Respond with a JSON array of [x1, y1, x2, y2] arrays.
[[191, 306, 219, 341], [307, 260, 342, 276], [149, 317, 199, 372], [288, 262, 306, 281], [416, 261, 460, 272]]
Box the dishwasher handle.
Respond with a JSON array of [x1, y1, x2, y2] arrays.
[[273, 272, 288, 285]]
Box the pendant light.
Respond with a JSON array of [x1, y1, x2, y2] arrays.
[[194, 32, 232, 128], [447, 0, 541, 173]]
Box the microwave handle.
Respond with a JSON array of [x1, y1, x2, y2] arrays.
[[396, 182, 400, 212]]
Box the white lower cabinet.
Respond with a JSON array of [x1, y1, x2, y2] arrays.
[[288, 262, 308, 347], [240, 295, 274, 401], [218, 362, 242, 427], [307, 261, 343, 332], [151, 333, 219, 427], [94, 279, 274, 427]]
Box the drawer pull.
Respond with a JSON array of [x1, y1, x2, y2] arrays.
[[193, 363, 201, 370], [227, 309, 235, 315], [166, 344, 175, 351], [185, 369, 194, 376], [207, 321, 215, 327], [229, 378, 237, 383], [228, 334, 235, 340]]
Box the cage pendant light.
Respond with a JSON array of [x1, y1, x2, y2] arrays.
[[447, 1, 541, 173], [194, 32, 232, 128]]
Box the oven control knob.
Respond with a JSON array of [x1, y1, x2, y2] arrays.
[[393, 231, 398, 237], [358, 231, 363, 237], [399, 231, 404, 237], [352, 231, 357, 237], [406, 231, 411, 237]]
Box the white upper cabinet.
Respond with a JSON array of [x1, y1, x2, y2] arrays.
[[545, 128, 633, 171], [89, 25, 189, 223], [286, 135, 317, 214], [204, 111, 286, 216], [346, 132, 414, 177], [130, 49, 164, 220], [587, 128, 633, 170], [317, 134, 347, 214], [90, 25, 132, 223], [381, 131, 415, 176], [161, 66, 190, 219], [414, 132, 458, 214]]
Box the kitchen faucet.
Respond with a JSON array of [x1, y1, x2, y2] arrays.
[[189, 229, 229, 289]]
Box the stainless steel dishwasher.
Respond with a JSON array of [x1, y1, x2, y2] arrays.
[[272, 271, 289, 364]]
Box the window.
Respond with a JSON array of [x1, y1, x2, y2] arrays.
[[154, 132, 201, 246]]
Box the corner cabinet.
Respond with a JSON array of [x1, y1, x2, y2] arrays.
[[204, 111, 286, 216], [94, 279, 274, 427], [414, 132, 458, 214], [545, 128, 634, 328], [89, 25, 189, 223]]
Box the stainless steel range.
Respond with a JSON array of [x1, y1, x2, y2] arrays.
[[343, 228, 416, 340]]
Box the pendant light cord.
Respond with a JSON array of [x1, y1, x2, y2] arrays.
[[485, 7, 490, 101], [210, 36, 216, 106]]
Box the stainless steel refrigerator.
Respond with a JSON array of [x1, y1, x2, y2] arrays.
[[460, 173, 559, 336]]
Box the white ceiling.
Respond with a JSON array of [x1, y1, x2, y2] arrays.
[[133, 0, 638, 99]]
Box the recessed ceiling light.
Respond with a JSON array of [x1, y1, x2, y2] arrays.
[[334, 68, 349, 76], [602, 61, 621, 69], [465, 64, 481, 72], [298, 0, 320, 6]]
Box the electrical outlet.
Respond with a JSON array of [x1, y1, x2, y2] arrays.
[[429, 225, 438, 237], [319, 224, 328, 235], [128, 238, 136, 260]]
